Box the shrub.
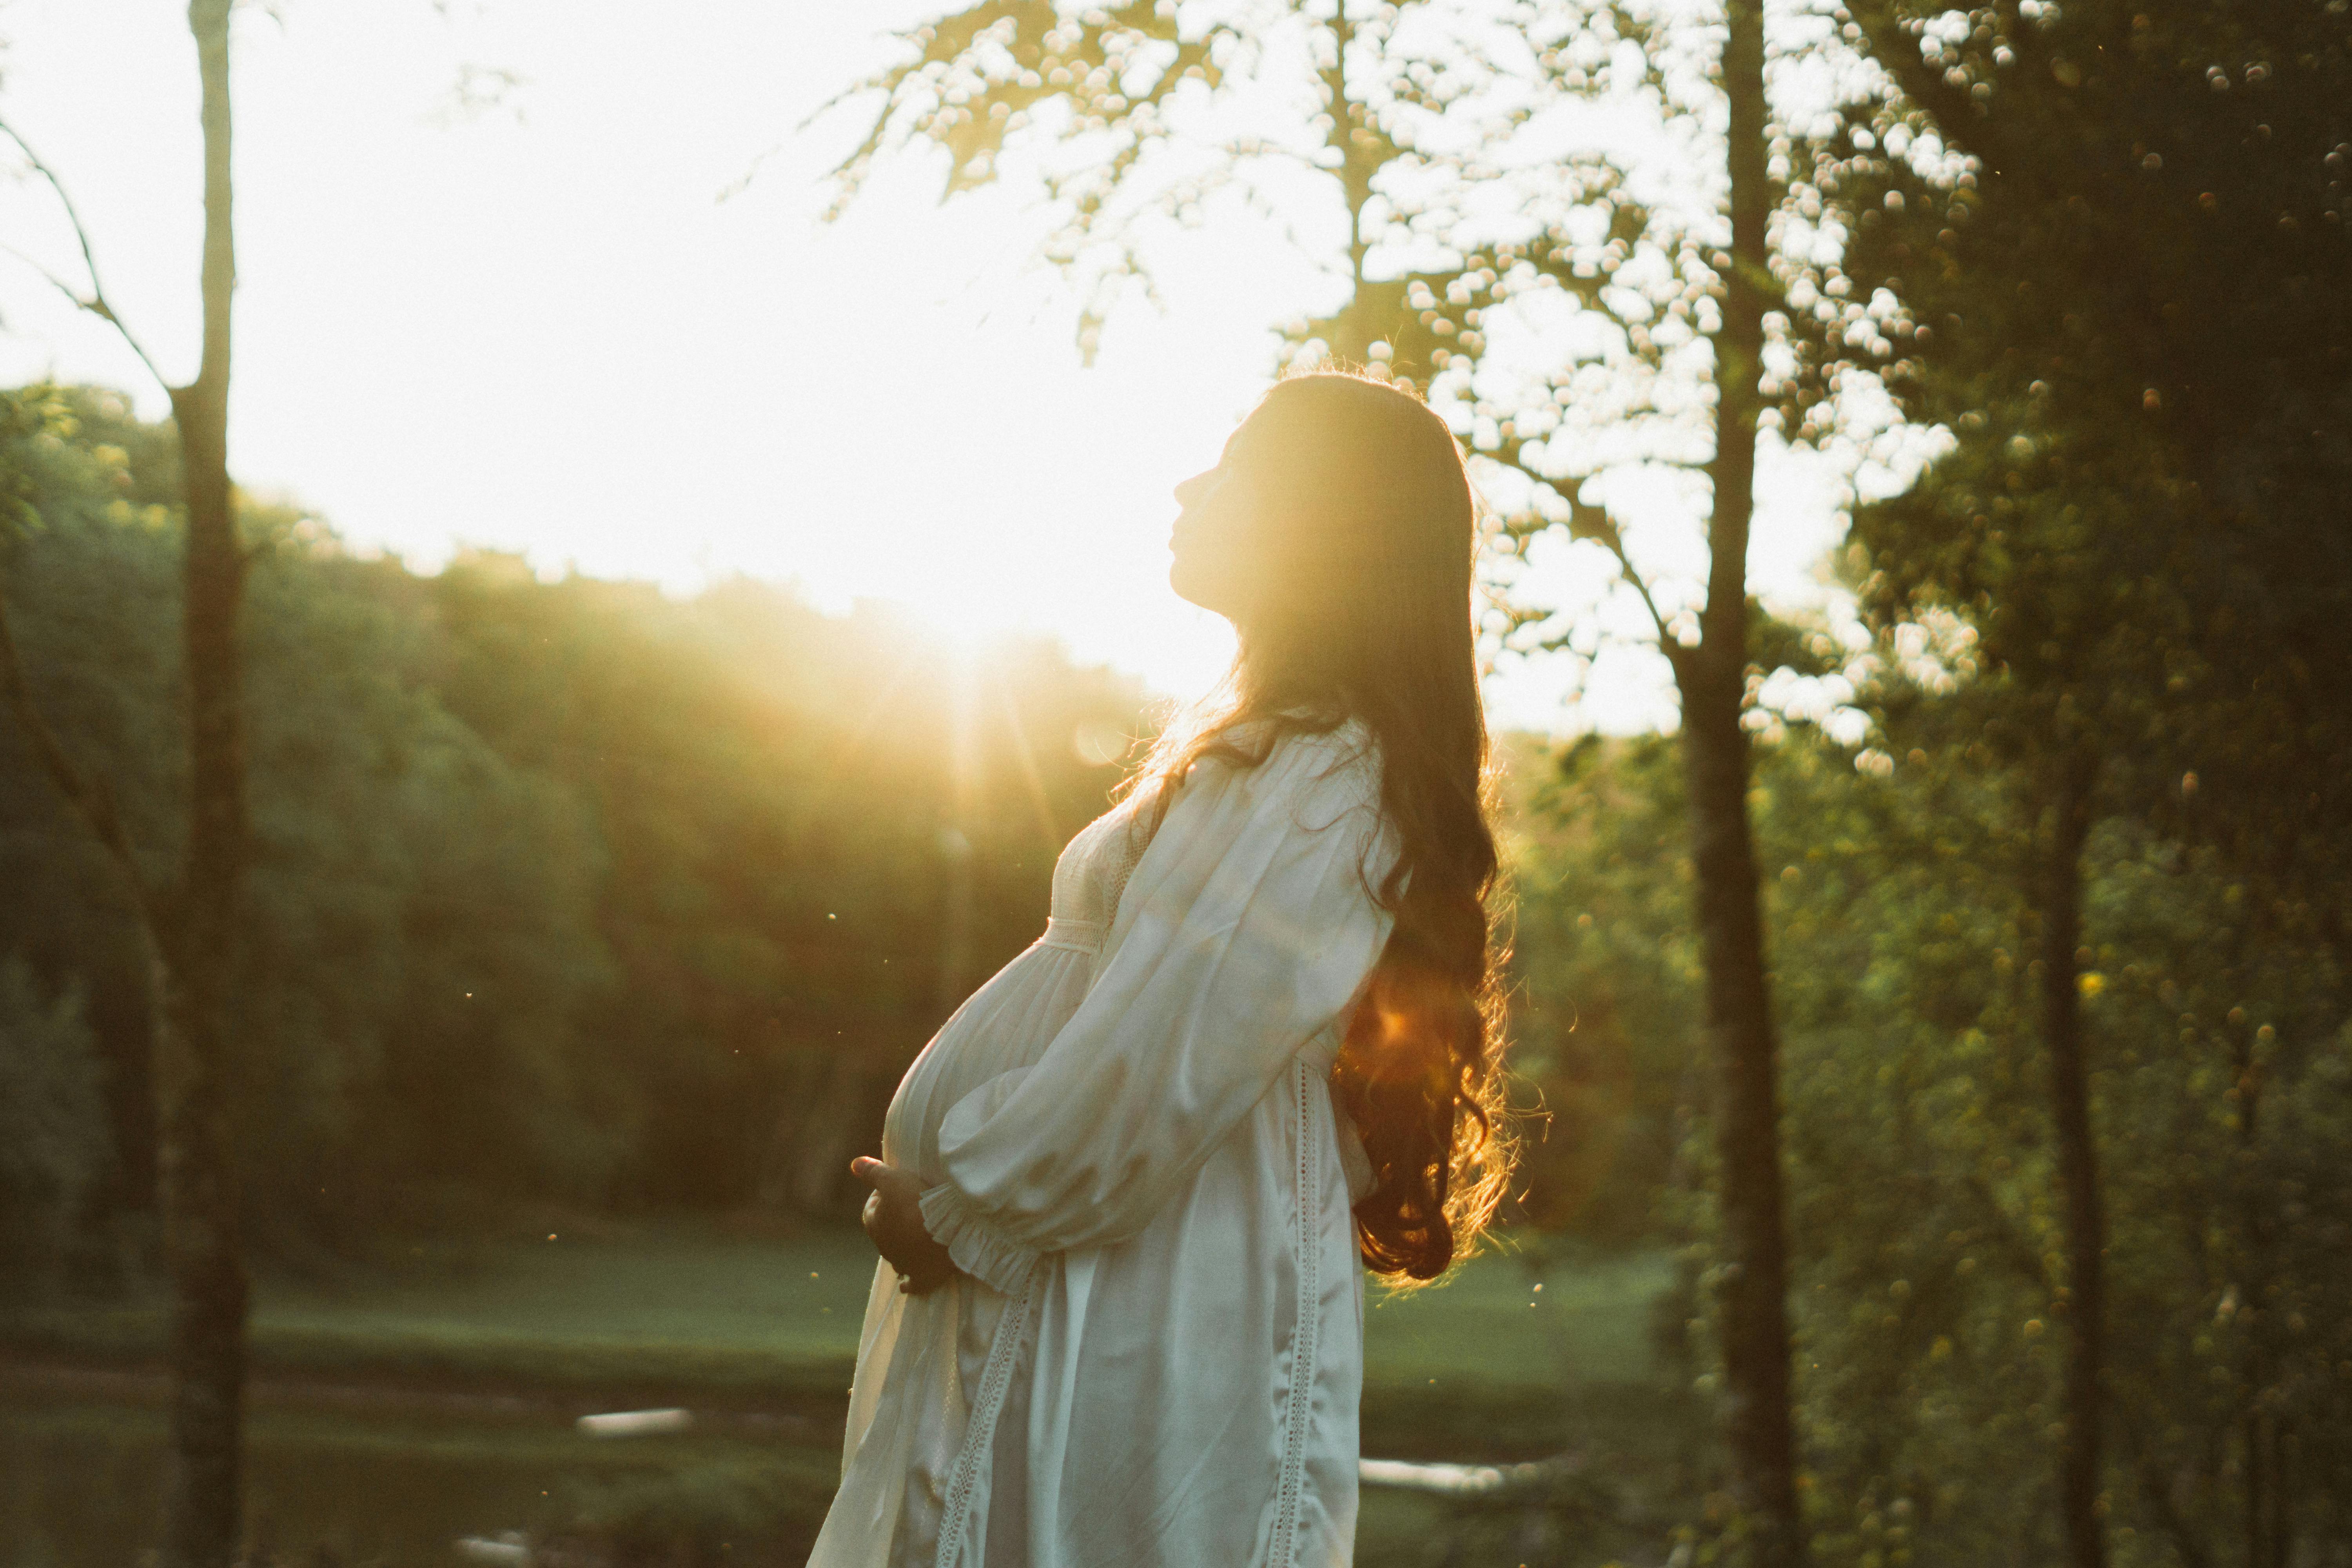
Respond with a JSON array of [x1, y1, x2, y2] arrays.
[[0, 955, 111, 1291]]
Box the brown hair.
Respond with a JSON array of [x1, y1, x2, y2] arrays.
[[1132, 369, 1511, 1280]]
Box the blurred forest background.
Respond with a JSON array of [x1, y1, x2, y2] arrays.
[[0, 384, 1150, 1249], [4, 0, 2350, 1566]]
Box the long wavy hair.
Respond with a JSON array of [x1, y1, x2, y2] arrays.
[[1131, 369, 1510, 1281]]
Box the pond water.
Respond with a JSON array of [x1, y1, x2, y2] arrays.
[[0, 1396, 835, 1567]]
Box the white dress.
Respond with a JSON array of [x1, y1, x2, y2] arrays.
[[806, 722, 1397, 1568]]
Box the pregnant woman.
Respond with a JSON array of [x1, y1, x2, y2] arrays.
[[807, 369, 1512, 1568]]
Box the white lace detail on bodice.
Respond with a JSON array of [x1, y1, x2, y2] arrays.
[[1038, 789, 1156, 958]]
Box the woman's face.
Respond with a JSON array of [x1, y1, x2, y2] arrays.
[[1168, 430, 1269, 621]]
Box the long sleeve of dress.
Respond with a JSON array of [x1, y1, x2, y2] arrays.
[[916, 730, 1396, 1295]]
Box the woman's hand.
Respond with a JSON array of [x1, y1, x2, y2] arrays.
[[850, 1156, 958, 1295]]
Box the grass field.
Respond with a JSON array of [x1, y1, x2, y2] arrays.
[[2, 1223, 1696, 1566]]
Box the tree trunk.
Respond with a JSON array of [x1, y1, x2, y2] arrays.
[[0, 8, 249, 1561], [1677, 0, 1804, 1559], [153, 945, 247, 1568], [2228, 934, 2285, 1568], [1679, 669, 1803, 1568], [2036, 747, 2105, 1568], [2241, 1410, 2268, 1568], [158, 4, 250, 1564]]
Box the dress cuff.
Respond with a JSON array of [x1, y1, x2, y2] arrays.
[[918, 1183, 1043, 1297]]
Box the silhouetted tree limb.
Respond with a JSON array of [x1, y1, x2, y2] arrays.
[[0, 116, 172, 393]]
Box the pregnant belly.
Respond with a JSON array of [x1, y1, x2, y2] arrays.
[[882, 938, 1093, 1180]]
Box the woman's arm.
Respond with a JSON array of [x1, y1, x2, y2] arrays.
[[913, 729, 1396, 1295]]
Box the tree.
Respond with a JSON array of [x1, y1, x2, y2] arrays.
[[1507, 678, 2352, 1560], [1333, 0, 1805, 1548], [0, 4, 251, 1561], [822, 0, 1444, 368], [1788, 0, 2352, 1559], [1675, 9, 1802, 1553]]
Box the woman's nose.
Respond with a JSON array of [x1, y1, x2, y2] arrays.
[[1173, 469, 1213, 508]]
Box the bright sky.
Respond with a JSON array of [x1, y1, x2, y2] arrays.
[[0, 0, 1889, 734]]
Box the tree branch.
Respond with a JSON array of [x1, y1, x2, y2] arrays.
[[0, 240, 107, 316], [1578, 503, 1683, 659], [1844, 0, 1996, 166], [1486, 437, 1686, 660], [0, 116, 172, 393], [0, 120, 113, 310]]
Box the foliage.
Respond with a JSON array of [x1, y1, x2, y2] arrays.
[[1794, 0, 2352, 936], [1497, 731, 1700, 1247], [0, 956, 111, 1291], [0, 391, 617, 1250], [417, 556, 1147, 1213], [1762, 731, 2352, 1564], [822, 0, 1239, 351], [1506, 716, 2352, 1563], [1795, 0, 2352, 787], [0, 389, 1149, 1257], [1759, 1, 2352, 1558]]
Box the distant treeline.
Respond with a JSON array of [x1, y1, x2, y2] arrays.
[[0, 385, 1150, 1263]]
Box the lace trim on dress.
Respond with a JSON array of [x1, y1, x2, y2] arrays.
[[932, 1275, 1039, 1568], [1100, 803, 1150, 921], [1267, 1057, 1323, 1567]]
